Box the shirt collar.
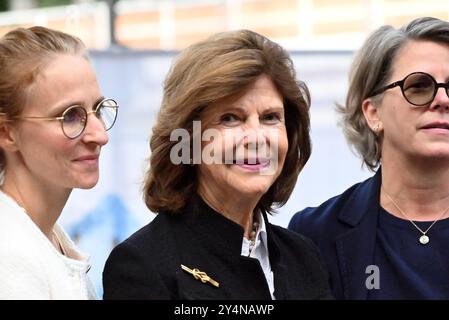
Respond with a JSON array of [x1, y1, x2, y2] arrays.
[[255, 210, 268, 248]]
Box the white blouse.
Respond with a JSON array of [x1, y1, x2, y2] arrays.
[[0, 190, 97, 300], [241, 212, 275, 299]]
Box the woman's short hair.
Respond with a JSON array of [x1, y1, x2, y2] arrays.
[[144, 29, 311, 214], [338, 17, 449, 170], [0, 26, 87, 176]]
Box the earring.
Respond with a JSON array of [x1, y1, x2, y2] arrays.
[[373, 123, 381, 135]]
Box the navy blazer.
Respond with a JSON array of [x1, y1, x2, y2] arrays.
[[103, 196, 333, 300], [288, 169, 382, 299]]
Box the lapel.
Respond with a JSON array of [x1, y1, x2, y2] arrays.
[[335, 169, 382, 299], [175, 198, 273, 299], [264, 212, 313, 299], [263, 212, 290, 299], [180, 196, 246, 256]]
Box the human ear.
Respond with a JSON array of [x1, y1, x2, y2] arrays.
[[362, 98, 383, 135], [0, 122, 19, 152]]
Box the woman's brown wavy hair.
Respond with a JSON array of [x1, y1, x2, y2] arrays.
[[143, 29, 311, 215]]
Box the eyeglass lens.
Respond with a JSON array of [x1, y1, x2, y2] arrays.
[[96, 99, 118, 131], [62, 99, 117, 138], [403, 73, 447, 106], [62, 106, 87, 138]]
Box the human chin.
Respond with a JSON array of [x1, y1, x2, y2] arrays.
[[74, 172, 100, 189], [229, 168, 275, 195], [421, 143, 449, 159]]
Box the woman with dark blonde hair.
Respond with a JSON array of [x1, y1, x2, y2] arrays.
[[0, 26, 118, 299], [103, 29, 331, 300], [290, 17, 449, 299]]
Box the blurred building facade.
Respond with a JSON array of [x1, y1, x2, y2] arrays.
[[0, 0, 448, 51], [1, 0, 448, 297]]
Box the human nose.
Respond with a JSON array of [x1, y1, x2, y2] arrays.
[[428, 84, 449, 112], [81, 112, 109, 145], [243, 117, 266, 149]]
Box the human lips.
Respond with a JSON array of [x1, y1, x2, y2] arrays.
[[233, 158, 270, 171], [419, 121, 449, 134], [73, 154, 99, 164]]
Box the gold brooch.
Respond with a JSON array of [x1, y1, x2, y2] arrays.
[[181, 264, 219, 288]]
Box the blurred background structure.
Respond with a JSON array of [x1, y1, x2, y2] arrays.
[[1, 0, 448, 297], [1, 0, 449, 50]]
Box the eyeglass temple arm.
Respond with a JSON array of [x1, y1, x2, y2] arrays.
[[371, 81, 402, 97], [87, 105, 119, 113], [15, 104, 118, 120], [15, 116, 64, 121]]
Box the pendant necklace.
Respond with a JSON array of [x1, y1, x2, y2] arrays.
[[382, 185, 449, 245]]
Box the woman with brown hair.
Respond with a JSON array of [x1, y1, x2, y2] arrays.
[[0, 26, 118, 299], [103, 29, 331, 300]]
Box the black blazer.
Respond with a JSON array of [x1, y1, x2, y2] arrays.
[[103, 197, 332, 300], [288, 169, 382, 299]]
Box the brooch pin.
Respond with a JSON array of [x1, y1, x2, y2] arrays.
[[181, 264, 219, 288]]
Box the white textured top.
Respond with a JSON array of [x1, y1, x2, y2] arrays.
[[241, 211, 275, 299], [0, 190, 97, 300]]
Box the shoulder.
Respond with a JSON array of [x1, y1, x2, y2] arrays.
[[0, 205, 43, 262], [288, 174, 376, 237], [0, 231, 49, 299], [269, 223, 323, 261], [0, 208, 65, 299], [121, 213, 172, 250], [268, 223, 333, 298], [107, 212, 174, 262], [103, 213, 179, 299], [270, 223, 316, 249]]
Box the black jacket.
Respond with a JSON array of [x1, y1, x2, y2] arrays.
[[103, 197, 332, 300]]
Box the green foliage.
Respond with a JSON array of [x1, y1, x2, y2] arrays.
[[38, 0, 72, 8], [0, 0, 9, 12]]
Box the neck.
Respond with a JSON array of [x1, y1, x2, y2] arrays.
[[381, 154, 449, 221], [197, 184, 260, 239], [2, 168, 71, 239]]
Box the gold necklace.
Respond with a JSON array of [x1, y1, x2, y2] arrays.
[[382, 185, 449, 245]]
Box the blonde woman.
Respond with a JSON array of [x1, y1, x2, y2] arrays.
[[0, 26, 118, 299]]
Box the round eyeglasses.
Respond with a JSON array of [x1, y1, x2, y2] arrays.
[[371, 72, 449, 107], [15, 98, 118, 139]]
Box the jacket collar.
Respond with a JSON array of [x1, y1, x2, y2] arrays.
[[338, 168, 382, 226], [180, 196, 285, 269], [177, 196, 316, 299], [180, 196, 278, 259], [180, 196, 246, 256], [335, 168, 382, 299]]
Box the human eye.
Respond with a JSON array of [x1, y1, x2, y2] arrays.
[[220, 113, 241, 126], [262, 112, 282, 124], [404, 74, 433, 93], [63, 106, 86, 124], [407, 81, 431, 92]]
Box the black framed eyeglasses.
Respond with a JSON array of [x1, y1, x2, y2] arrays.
[[371, 72, 449, 107], [15, 98, 118, 139]]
